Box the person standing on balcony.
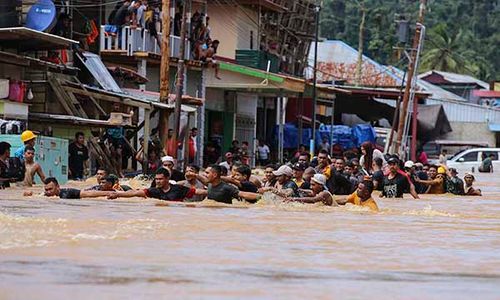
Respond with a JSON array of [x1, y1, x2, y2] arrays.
[[136, 0, 147, 28], [113, 1, 131, 46]]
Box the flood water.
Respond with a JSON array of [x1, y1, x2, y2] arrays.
[[1, 174, 499, 299]]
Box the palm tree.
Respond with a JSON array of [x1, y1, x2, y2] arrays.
[[419, 24, 471, 74]]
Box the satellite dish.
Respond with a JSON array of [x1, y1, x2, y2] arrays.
[[26, 0, 57, 32]]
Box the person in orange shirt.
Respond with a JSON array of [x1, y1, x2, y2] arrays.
[[315, 149, 332, 179], [341, 179, 379, 212]]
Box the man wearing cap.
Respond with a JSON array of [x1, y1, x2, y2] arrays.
[[404, 160, 426, 194], [286, 174, 336, 206], [464, 173, 481, 196], [292, 162, 310, 190], [259, 165, 299, 197], [381, 157, 419, 198], [447, 168, 465, 195], [14, 130, 37, 161], [219, 152, 234, 172], [415, 165, 446, 194], [161, 155, 184, 182]]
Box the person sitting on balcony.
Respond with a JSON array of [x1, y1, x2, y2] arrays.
[[195, 39, 221, 79]]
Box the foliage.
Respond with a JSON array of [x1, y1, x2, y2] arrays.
[[320, 0, 500, 80]]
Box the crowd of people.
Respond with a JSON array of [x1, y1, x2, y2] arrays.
[[104, 0, 220, 77], [1, 129, 487, 212]]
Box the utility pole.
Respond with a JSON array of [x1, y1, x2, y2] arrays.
[[173, 0, 190, 159], [159, 0, 171, 148], [311, 3, 320, 155], [355, 1, 366, 86], [394, 0, 426, 156]]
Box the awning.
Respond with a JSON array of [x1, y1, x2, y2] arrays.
[[0, 27, 78, 51], [488, 123, 500, 132], [123, 88, 203, 107], [0, 50, 79, 75], [205, 61, 305, 93], [107, 66, 149, 84], [29, 112, 115, 126], [61, 81, 198, 113], [474, 90, 500, 98], [417, 104, 452, 141]]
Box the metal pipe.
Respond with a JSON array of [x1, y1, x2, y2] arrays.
[[310, 3, 320, 155]]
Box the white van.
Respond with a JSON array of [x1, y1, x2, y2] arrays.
[[447, 148, 500, 173]]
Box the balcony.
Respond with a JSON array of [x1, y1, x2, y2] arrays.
[[235, 49, 279, 73], [99, 26, 190, 59]]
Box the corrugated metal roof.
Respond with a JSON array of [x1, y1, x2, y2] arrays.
[[426, 98, 500, 123], [306, 40, 401, 86], [307, 40, 468, 102], [78, 52, 122, 93], [419, 70, 489, 89]]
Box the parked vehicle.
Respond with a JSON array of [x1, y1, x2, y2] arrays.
[[446, 148, 500, 173], [423, 140, 489, 164]]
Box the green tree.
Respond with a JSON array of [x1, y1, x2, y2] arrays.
[[419, 24, 470, 73]]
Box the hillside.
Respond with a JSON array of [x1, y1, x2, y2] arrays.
[[320, 0, 499, 81]]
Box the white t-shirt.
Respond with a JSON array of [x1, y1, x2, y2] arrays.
[[258, 145, 270, 160]]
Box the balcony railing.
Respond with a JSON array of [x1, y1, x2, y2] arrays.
[[100, 26, 190, 59]]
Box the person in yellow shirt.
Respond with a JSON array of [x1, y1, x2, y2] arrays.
[[344, 179, 379, 212]]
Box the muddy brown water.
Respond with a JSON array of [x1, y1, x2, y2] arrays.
[[1, 174, 499, 299]]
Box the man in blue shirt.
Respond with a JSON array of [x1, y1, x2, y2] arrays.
[[14, 130, 37, 161]]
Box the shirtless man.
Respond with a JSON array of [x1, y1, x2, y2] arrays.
[[21, 146, 45, 187], [286, 174, 336, 206]]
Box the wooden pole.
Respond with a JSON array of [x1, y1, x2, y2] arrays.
[[394, 0, 426, 156], [159, 0, 171, 148], [173, 0, 190, 159], [355, 2, 366, 86]]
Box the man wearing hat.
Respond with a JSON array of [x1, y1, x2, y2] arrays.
[[292, 162, 310, 190], [161, 155, 184, 182], [14, 130, 37, 161], [219, 152, 234, 172], [464, 173, 482, 196], [447, 168, 465, 195], [259, 165, 299, 197], [286, 174, 336, 206]]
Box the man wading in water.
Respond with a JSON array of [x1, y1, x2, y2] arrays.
[[286, 174, 336, 206], [20, 146, 46, 187], [23, 177, 112, 199], [381, 157, 419, 199], [195, 165, 261, 204], [108, 168, 204, 201]]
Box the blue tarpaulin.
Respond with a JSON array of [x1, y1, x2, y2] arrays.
[[275, 123, 377, 150]]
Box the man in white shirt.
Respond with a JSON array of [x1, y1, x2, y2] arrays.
[[257, 140, 270, 166]]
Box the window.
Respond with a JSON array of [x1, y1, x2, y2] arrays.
[[482, 151, 499, 161], [460, 151, 479, 162]]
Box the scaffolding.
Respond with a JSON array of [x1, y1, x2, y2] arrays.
[[259, 0, 316, 76]]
